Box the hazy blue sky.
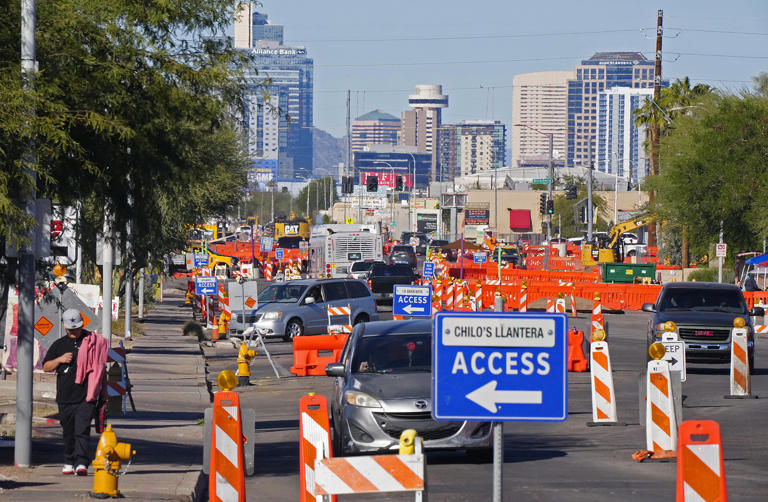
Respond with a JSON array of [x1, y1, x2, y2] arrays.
[[255, 0, 768, 136]]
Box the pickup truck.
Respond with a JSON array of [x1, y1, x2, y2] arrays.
[[365, 263, 417, 304]]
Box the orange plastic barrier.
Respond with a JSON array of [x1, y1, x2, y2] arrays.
[[210, 385, 246, 501], [299, 393, 336, 502], [676, 420, 727, 502], [743, 291, 768, 309], [290, 334, 348, 377], [567, 329, 588, 372]]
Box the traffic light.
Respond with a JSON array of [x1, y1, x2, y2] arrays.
[[546, 199, 554, 215], [341, 176, 353, 194], [539, 193, 547, 214], [565, 185, 577, 200], [366, 175, 378, 192], [395, 176, 404, 191]]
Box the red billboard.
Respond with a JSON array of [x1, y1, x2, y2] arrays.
[[360, 171, 413, 189]]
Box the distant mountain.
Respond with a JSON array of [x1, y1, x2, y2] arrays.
[[313, 129, 346, 177]]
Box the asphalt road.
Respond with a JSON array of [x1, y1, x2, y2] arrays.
[[201, 303, 768, 502]]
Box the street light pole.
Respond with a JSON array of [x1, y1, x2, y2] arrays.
[[375, 161, 395, 234]]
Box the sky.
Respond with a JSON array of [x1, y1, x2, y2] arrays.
[[254, 0, 768, 137]]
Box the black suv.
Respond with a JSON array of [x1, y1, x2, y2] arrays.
[[642, 282, 764, 369]]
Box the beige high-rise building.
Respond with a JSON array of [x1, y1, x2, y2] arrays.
[[233, 2, 252, 49], [351, 110, 401, 152], [511, 71, 572, 168], [399, 85, 448, 182]]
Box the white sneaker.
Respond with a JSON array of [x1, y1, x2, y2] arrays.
[[62, 464, 74, 475], [75, 464, 87, 476]]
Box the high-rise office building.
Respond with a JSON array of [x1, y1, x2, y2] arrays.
[[439, 121, 506, 177], [240, 12, 313, 184], [567, 52, 655, 168], [351, 110, 401, 152], [399, 85, 448, 182], [233, 2, 252, 49], [511, 71, 572, 168], [596, 87, 653, 183]]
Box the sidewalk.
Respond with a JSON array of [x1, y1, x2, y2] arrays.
[[0, 292, 210, 501]]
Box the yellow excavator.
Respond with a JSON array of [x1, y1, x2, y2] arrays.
[[582, 214, 656, 265]]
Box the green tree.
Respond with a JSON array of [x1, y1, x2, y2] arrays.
[[648, 92, 768, 261], [1, 0, 250, 266]]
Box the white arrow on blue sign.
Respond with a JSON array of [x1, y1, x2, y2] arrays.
[[194, 276, 218, 296], [194, 253, 209, 268], [392, 284, 432, 317], [423, 262, 435, 278], [432, 311, 568, 421]]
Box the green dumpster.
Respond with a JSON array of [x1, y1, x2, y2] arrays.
[[602, 262, 656, 284]]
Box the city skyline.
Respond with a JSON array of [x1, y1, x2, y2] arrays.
[[250, 0, 767, 144]]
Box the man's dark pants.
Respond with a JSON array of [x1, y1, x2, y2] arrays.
[[58, 400, 96, 466]]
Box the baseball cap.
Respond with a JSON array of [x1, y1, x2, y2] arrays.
[[62, 309, 84, 329]]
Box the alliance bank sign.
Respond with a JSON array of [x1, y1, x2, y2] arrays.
[[253, 48, 307, 56]]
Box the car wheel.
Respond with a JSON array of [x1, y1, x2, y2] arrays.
[[353, 313, 369, 325], [466, 447, 493, 463], [283, 318, 303, 342]]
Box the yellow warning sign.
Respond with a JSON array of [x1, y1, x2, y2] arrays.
[[245, 297, 256, 308], [35, 316, 54, 336], [345, 217, 354, 224]]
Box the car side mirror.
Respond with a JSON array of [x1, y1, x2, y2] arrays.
[[304, 296, 315, 305], [325, 363, 345, 377], [641, 302, 656, 313], [752, 306, 765, 316]]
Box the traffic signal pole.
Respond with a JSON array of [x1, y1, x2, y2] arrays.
[[544, 133, 553, 271]]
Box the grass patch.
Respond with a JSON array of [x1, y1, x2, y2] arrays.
[[687, 267, 735, 283]]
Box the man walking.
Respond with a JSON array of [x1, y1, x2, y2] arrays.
[[42, 309, 104, 476]]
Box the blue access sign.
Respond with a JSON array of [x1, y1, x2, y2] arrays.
[[193, 253, 209, 268], [423, 262, 435, 279], [392, 285, 432, 317], [261, 237, 273, 252], [473, 252, 487, 263], [432, 311, 568, 422], [275, 248, 284, 260], [194, 276, 218, 296]]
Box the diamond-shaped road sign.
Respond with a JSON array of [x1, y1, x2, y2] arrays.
[[34, 286, 104, 350]]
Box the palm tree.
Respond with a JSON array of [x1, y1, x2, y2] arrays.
[[634, 77, 714, 265]]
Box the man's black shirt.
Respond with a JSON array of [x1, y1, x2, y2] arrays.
[[43, 332, 90, 404]]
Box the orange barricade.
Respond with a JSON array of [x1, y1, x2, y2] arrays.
[[743, 291, 768, 309], [299, 393, 336, 502], [567, 329, 588, 372], [676, 420, 727, 502], [290, 335, 348, 377], [210, 386, 246, 501]]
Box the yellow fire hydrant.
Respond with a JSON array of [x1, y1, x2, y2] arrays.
[[399, 429, 417, 455], [236, 341, 256, 387], [90, 425, 135, 499], [218, 310, 230, 338]]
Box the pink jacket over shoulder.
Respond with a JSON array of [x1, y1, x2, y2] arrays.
[[75, 331, 109, 402]]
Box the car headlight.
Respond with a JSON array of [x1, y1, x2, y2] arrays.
[[263, 312, 282, 320], [344, 390, 382, 408]]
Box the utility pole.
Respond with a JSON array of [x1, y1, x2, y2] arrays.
[[16, 0, 37, 467], [543, 133, 554, 271], [124, 183, 133, 341], [648, 9, 663, 248], [101, 211, 114, 350], [587, 139, 594, 242], [346, 90, 351, 223], [718, 221, 724, 283]]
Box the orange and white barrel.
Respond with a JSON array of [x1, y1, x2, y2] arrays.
[[555, 297, 566, 314], [646, 359, 677, 452], [589, 341, 617, 423], [546, 298, 555, 313], [729, 325, 751, 396]]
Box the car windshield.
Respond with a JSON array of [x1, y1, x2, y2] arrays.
[[658, 288, 746, 313], [352, 333, 432, 374], [392, 246, 413, 253], [257, 284, 308, 303], [371, 264, 412, 276], [277, 236, 302, 249], [350, 261, 375, 272]]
